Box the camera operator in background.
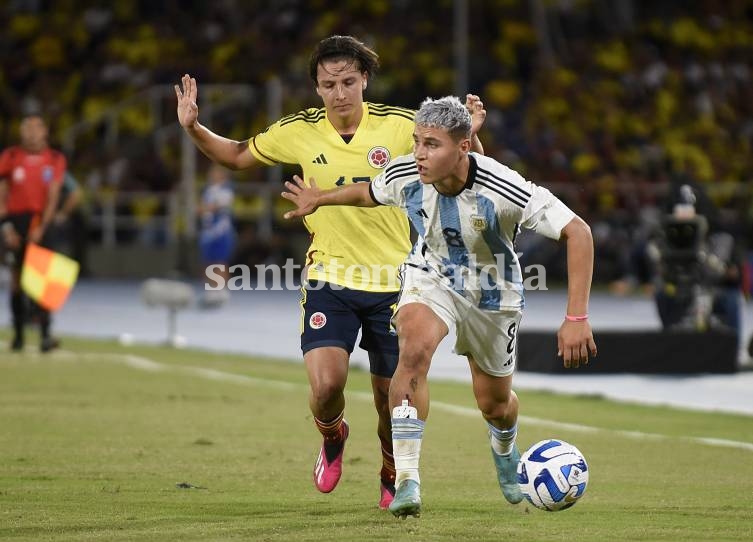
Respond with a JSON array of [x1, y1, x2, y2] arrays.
[[652, 176, 743, 338]]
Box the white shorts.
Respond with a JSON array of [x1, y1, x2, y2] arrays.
[[396, 266, 522, 377]]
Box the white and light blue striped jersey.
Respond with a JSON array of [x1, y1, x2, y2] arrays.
[[369, 152, 575, 310]]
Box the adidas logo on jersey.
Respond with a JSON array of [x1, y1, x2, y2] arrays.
[[312, 153, 328, 164]]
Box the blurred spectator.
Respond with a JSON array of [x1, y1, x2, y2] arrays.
[[1, 1, 751, 285], [198, 163, 235, 307], [48, 171, 88, 274]]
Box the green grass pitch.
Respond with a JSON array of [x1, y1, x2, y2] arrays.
[[1, 335, 752, 541]]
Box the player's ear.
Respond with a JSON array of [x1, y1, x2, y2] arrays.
[[362, 74, 368, 90]]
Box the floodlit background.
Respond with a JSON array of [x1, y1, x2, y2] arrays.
[[1, 1, 752, 409]]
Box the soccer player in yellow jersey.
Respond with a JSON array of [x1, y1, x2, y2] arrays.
[[175, 35, 486, 508]]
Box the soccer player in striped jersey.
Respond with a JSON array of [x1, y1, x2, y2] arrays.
[[282, 96, 597, 518], [176, 36, 486, 509]]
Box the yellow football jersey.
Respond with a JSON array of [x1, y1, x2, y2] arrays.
[[248, 102, 415, 292]]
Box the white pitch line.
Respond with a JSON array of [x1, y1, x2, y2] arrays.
[[422, 399, 753, 452], [91, 352, 300, 391], [17, 347, 753, 453]]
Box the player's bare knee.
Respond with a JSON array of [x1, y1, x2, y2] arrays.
[[311, 378, 344, 406], [395, 305, 443, 338], [476, 393, 515, 421], [398, 339, 435, 373], [396, 323, 440, 373]]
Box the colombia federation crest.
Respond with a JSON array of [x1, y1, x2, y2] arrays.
[[367, 146, 391, 168]]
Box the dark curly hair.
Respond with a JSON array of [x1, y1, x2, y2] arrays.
[[308, 35, 379, 84]]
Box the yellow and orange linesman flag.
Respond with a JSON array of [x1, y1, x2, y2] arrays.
[[20, 243, 79, 312]]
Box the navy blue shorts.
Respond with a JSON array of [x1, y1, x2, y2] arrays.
[[300, 280, 399, 377]]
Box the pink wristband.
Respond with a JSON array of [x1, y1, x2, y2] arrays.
[[565, 314, 588, 322]]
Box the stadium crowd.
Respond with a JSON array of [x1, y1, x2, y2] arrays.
[[0, 0, 751, 287]]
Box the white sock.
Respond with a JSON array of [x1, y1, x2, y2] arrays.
[[392, 417, 425, 485], [488, 422, 517, 456]]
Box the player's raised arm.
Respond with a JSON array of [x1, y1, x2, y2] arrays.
[[175, 74, 257, 171], [282, 175, 378, 219], [557, 216, 598, 368]]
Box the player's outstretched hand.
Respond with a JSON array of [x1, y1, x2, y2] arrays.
[[282, 175, 321, 219], [465, 94, 486, 135], [557, 320, 597, 369], [175, 74, 199, 129]]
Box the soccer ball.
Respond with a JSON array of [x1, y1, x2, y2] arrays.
[[516, 439, 589, 511]]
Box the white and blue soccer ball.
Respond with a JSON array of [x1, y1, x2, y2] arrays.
[[516, 439, 589, 511]]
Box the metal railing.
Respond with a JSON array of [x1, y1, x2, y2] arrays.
[[61, 82, 752, 251], [62, 81, 287, 248], [62, 84, 256, 156], [85, 181, 282, 249]]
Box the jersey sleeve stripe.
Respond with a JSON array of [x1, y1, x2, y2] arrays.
[[387, 160, 418, 173], [474, 179, 527, 208], [367, 103, 415, 115], [279, 112, 299, 122], [385, 170, 418, 186], [385, 162, 418, 184], [369, 111, 415, 122], [280, 110, 326, 127], [475, 172, 531, 205], [282, 107, 325, 118], [250, 136, 281, 164], [476, 166, 531, 200], [368, 106, 415, 117], [368, 182, 384, 205], [278, 109, 324, 122], [385, 160, 417, 176], [386, 160, 417, 170]]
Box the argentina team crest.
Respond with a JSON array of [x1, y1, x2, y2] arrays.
[[470, 215, 487, 231], [367, 146, 391, 168]]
